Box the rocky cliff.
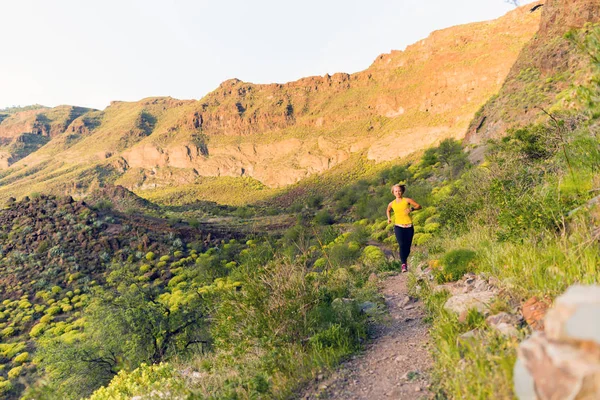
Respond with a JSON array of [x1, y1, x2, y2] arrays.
[[0, 5, 541, 200], [466, 0, 600, 143]]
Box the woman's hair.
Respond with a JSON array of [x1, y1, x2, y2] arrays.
[[391, 184, 406, 195]]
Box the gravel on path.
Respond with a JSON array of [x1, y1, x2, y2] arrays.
[[300, 272, 433, 400]]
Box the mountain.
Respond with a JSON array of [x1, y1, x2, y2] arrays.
[[466, 0, 600, 142], [0, 5, 540, 203]]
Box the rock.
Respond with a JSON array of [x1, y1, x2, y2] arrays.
[[493, 322, 519, 338], [487, 312, 521, 337], [545, 285, 600, 344], [368, 272, 378, 283], [359, 301, 376, 313], [486, 312, 521, 326], [515, 332, 600, 400], [459, 329, 479, 341], [515, 285, 600, 400], [399, 296, 411, 308], [473, 279, 489, 292], [521, 296, 551, 331], [444, 291, 496, 316], [434, 283, 464, 296]]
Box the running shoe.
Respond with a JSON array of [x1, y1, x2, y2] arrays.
[[401, 263, 408, 273]]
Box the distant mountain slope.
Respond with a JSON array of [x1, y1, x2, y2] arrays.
[[466, 0, 600, 143], [0, 5, 540, 201]]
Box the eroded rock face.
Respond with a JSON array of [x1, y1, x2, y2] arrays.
[[515, 285, 600, 400]]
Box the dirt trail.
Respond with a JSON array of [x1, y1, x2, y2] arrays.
[[301, 272, 433, 400]]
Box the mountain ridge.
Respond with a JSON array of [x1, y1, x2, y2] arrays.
[[0, 4, 541, 201]]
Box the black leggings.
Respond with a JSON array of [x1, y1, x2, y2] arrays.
[[394, 225, 414, 265]]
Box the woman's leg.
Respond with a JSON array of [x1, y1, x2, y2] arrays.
[[394, 226, 402, 260], [399, 226, 415, 265]]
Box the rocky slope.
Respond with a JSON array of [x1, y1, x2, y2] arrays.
[[0, 5, 541, 200], [466, 0, 600, 143]]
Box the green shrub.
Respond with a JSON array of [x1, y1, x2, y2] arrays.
[[88, 363, 184, 400], [13, 352, 29, 365], [328, 243, 360, 266], [424, 223, 441, 233], [308, 323, 351, 351], [46, 306, 61, 316], [314, 210, 335, 225], [307, 194, 324, 209], [7, 366, 23, 379], [61, 304, 74, 313], [139, 264, 151, 273], [436, 249, 478, 283], [361, 246, 386, 267], [313, 258, 327, 269], [413, 233, 433, 246], [145, 252, 155, 261], [159, 255, 171, 262], [1, 327, 14, 338], [40, 315, 53, 323], [412, 207, 436, 225], [0, 379, 12, 395], [94, 199, 113, 211], [371, 230, 388, 242], [0, 343, 26, 359]]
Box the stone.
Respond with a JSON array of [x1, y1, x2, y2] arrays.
[[515, 332, 600, 400], [459, 329, 479, 341], [399, 296, 411, 308], [521, 296, 550, 331], [486, 312, 521, 330], [444, 291, 496, 316], [359, 301, 376, 313], [545, 285, 600, 344], [515, 285, 600, 400], [492, 322, 519, 338]]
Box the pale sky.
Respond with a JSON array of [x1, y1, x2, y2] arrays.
[[0, 1, 522, 110]]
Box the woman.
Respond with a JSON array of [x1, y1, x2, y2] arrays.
[[386, 184, 421, 272]]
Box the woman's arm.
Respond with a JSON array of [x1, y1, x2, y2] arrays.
[[407, 198, 422, 211], [386, 202, 393, 224]]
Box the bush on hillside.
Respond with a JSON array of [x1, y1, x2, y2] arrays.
[[435, 249, 477, 283], [314, 210, 335, 225]]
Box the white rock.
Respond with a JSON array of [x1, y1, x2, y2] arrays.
[[444, 291, 496, 316], [515, 332, 600, 400], [545, 285, 600, 344]]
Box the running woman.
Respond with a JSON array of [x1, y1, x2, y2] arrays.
[[386, 184, 421, 272]]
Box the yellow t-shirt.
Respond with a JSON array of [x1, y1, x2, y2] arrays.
[[392, 198, 412, 225]]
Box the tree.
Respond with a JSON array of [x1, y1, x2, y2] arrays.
[[36, 264, 209, 399]]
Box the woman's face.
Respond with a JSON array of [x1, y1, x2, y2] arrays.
[[393, 186, 402, 197]]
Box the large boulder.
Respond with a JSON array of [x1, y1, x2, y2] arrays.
[[515, 285, 600, 400], [545, 285, 600, 344]]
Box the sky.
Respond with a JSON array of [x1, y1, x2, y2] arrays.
[[0, 0, 521, 110]]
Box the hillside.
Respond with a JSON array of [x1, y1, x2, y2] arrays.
[[0, 5, 540, 204], [466, 0, 600, 142], [2, 1, 600, 398]]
